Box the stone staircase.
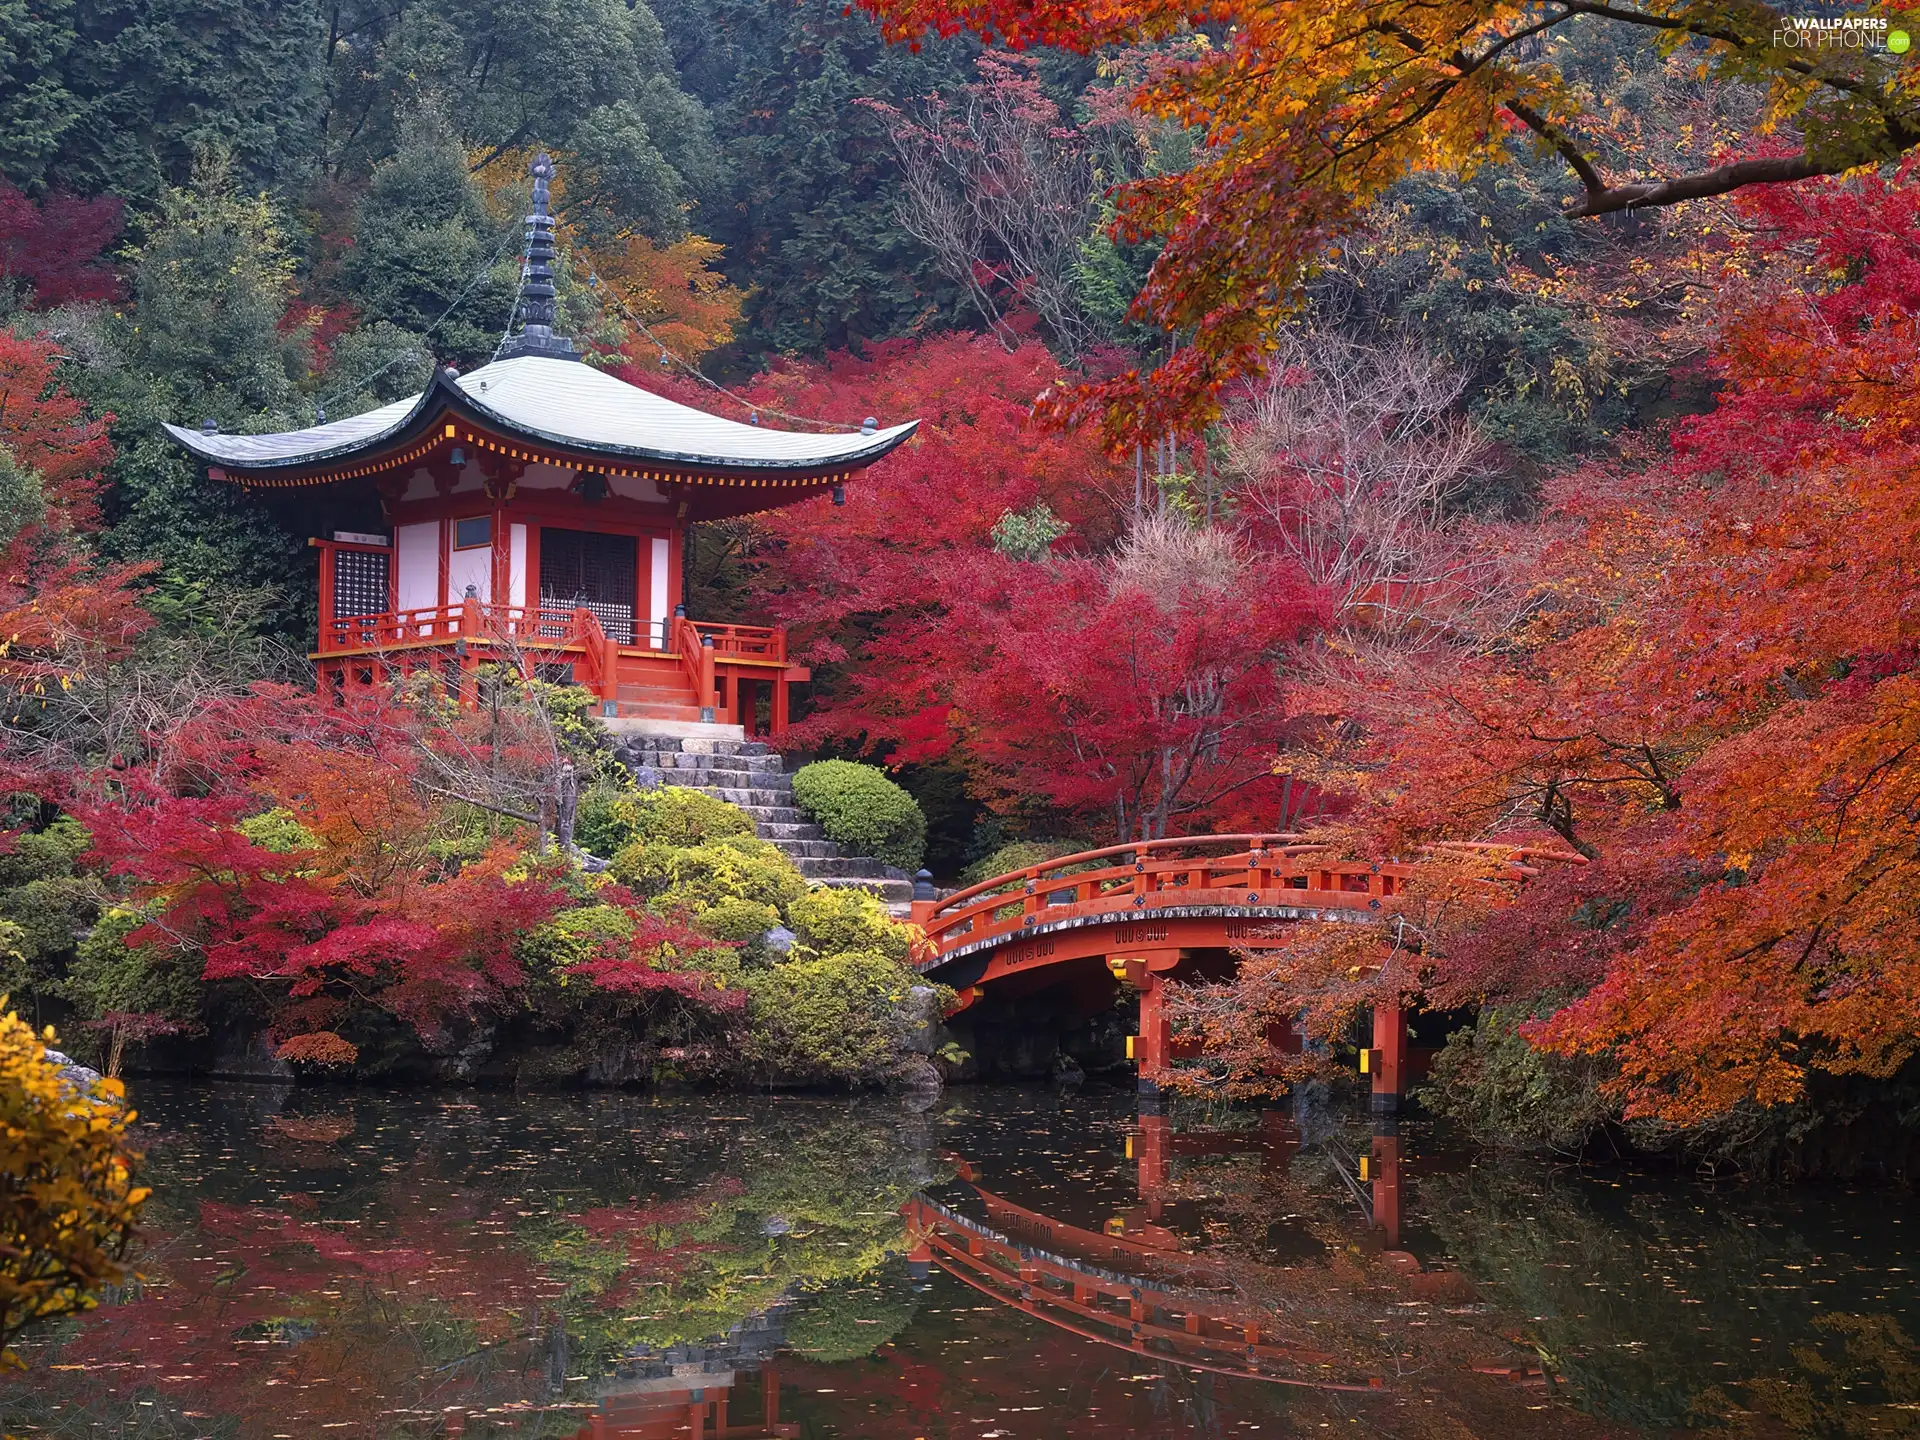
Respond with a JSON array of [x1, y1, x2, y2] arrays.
[[611, 729, 915, 904]]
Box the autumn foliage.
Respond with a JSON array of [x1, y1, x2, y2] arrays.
[[0, 1008, 148, 1361], [0, 333, 148, 700], [859, 0, 1920, 438], [1191, 162, 1920, 1131]]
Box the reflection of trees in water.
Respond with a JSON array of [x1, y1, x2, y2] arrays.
[[1419, 1165, 1920, 1436], [0, 1086, 939, 1438]]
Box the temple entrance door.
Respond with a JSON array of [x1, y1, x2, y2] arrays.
[[538, 528, 638, 643]]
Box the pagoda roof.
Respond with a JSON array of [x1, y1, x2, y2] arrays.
[[163, 355, 917, 485]]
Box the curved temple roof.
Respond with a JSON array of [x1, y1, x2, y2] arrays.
[[163, 355, 917, 480]]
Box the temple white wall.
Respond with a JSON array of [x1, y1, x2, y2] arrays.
[[649, 536, 671, 649], [448, 543, 490, 603], [396, 522, 438, 610]]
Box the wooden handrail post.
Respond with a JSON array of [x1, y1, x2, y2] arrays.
[[315, 540, 336, 654], [601, 631, 620, 709]]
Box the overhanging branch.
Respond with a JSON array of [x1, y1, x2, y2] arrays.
[[1566, 153, 1840, 216]]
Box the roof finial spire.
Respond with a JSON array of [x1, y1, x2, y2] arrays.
[[498, 151, 580, 362]]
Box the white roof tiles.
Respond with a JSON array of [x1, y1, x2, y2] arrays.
[[165, 355, 917, 473]]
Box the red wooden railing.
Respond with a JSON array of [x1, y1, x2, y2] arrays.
[[320, 601, 612, 654], [917, 834, 1586, 959], [689, 621, 786, 664]]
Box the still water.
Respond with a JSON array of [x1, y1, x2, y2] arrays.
[[2, 1080, 1915, 1438]]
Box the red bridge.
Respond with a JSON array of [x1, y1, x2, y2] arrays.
[[908, 834, 1582, 1103]]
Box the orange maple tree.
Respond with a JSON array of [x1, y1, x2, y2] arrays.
[[859, 0, 1920, 438], [1324, 161, 1920, 1126]]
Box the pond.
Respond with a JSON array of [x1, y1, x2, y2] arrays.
[[2, 1080, 1915, 1438]]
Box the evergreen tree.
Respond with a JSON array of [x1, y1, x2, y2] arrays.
[[321, 0, 721, 243], [339, 108, 519, 369], [655, 0, 974, 355], [71, 153, 312, 636], [18, 0, 324, 209], [0, 0, 80, 192]]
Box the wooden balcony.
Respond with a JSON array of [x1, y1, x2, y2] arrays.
[[313, 596, 807, 732]]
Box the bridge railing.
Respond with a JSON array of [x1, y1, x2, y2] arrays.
[[916, 834, 1586, 958]]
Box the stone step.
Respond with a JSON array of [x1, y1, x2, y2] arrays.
[[792, 855, 901, 880], [757, 820, 824, 842], [765, 838, 838, 859], [696, 786, 790, 808], [643, 766, 788, 790], [736, 806, 809, 826], [813, 876, 916, 903]]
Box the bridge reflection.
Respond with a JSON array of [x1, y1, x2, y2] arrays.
[[899, 1105, 1552, 1397]]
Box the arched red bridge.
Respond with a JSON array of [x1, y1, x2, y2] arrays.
[[908, 835, 1582, 1102]]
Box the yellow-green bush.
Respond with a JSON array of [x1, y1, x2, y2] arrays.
[[786, 886, 913, 963], [742, 950, 927, 1083], [236, 807, 321, 854], [694, 898, 782, 946], [520, 903, 637, 978], [958, 838, 1089, 888], [656, 837, 809, 916], [579, 785, 753, 857], [0, 1006, 148, 1360]]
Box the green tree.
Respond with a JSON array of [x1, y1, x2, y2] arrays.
[[0, 0, 80, 191], [72, 152, 312, 635], [339, 108, 518, 368], [20, 0, 323, 208], [655, 0, 974, 354], [320, 0, 720, 241]]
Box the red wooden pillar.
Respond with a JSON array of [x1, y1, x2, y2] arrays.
[[698, 636, 717, 722], [1369, 1002, 1408, 1113], [600, 630, 620, 709], [772, 672, 792, 735], [314, 539, 336, 654], [762, 1365, 781, 1428], [1133, 971, 1172, 1086]]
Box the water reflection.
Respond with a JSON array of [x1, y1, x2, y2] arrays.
[[0, 1082, 1914, 1438]]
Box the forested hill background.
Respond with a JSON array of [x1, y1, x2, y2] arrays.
[[1, 0, 1696, 641]]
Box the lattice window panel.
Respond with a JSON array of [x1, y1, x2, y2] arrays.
[[333, 549, 390, 618], [539, 529, 638, 643]]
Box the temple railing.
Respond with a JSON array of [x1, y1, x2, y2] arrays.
[[321, 601, 606, 654], [320, 603, 789, 665], [689, 621, 786, 664]]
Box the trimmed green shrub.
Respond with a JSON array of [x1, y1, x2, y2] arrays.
[[786, 887, 912, 963], [958, 838, 1089, 888], [742, 949, 923, 1083], [694, 898, 782, 946], [519, 903, 637, 980], [791, 761, 925, 871], [785, 1271, 922, 1360]]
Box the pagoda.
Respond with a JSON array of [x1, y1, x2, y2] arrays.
[[166, 154, 915, 734]]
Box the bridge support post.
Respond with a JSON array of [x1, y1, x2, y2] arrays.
[[1369, 1002, 1408, 1114], [1133, 971, 1172, 1093]]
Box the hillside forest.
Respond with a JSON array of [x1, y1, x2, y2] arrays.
[[3, 0, 1920, 1172]]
